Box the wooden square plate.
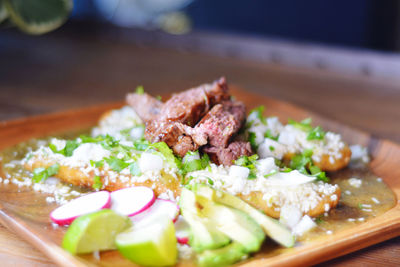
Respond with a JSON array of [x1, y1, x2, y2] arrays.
[[0, 88, 399, 267]]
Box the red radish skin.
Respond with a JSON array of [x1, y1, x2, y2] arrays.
[[110, 187, 155, 217], [174, 216, 190, 245], [50, 191, 111, 226], [130, 198, 180, 226]]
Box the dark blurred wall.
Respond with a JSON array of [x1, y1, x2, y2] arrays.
[[72, 0, 400, 52], [185, 0, 400, 51]]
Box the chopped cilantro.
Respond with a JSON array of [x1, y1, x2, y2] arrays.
[[288, 118, 326, 141], [92, 175, 103, 190], [135, 85, 144, 94], [105, 156, 130, 172], [289, 149, 329, 182], [156, 95, 162, 101], [248, 106, 266, 125], [32, 163, 60, 183], [234, 155, 259, 180], [248, 132, 258, 150], [183, 159, 202, 173], [358, 203, 364, 209], [207, 177, 214, 185], [307, 126, 326, 140], [269, 145, 275, 151], [288, 118, 313, 132], [264, 129, 279, 141], [129, 161, 141, 176], [150, 142, 182, 170], [182, 176, 194, 186], [200, 153, 210, 169], [49, 140, 79, 157], [134, 139, 150, 151], [90, 160, 104, 168], [264, 170, 278, 178]]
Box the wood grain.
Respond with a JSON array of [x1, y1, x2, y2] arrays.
[[0, 88, 399, 267]]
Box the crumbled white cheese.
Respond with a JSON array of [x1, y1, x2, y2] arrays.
[[258, 138, 287, 159], [91, 106, 142, 140], [292, 215, 316, 236], [350, 144, 370, 164], [279, 205, 302, 229], [229, 165, 250, 180], [371, 197, 380, 204], [348, 178, 362, 188]]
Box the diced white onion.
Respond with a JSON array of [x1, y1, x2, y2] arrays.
[[139, 153, 163, 172]]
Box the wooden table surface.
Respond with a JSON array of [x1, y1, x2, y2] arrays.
[[0, 24, 399, 266]]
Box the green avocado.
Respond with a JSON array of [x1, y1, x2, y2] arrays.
[[193, 183, 296, 248], [196, 195, 265, 253], [197, 242, 248, 267], [179, 188, 230, 252]]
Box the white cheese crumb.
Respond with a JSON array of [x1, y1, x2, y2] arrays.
[[345, 190, 352, 195], [376, 177, 382, 182], [324, 203, 330, 212], [348, 218, 356, 222], [371, 197, 380, 204], [292, 215, 316, 236], [348, 178, 362, 188], [358, 217, 365, 222], [326, 230, 333, 235], [330, 194, 337, 201]]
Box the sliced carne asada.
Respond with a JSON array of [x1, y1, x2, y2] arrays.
[[126, 92, 162, 122], [144, 77, 229, 148], [194, 100, 246, 148], [203, 141, 253, 166], [126, 77, 253, 164]]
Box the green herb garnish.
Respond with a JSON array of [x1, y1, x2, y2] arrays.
[[49, 140, 79, 157], [264, 129, 279, 141], [234, 154, 259, 179], [92, 175, 103, 190], [264, 170, 278, 178], [248, 132, 258, 150], [135, 85, 144, 94], [105, 156, 130, 172], [90, 160, 104, 168], [150, 142, 181, 170], [248, 106, 266, 125], [32, 163, 60, 183], [129, 161, 141, 176], [307, 126, 326, 140]]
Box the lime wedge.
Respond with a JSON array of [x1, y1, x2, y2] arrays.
[[62, 209, 131, 255], [116, 217, 178, 266], [4, 0, 72, 35]]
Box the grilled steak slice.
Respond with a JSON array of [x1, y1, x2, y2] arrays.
[[145, 77, 229, 142], [203, 141, 253, 166], [195, 100, 246, 148], [126, 92, 162, 122]]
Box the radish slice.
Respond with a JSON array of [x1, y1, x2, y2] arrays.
[[131, 198, 180, 227], [175, 216, 190, 245], [50, 191, 111, 225], [110, 187, 155, 217]]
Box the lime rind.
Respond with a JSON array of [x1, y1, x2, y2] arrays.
[[116, 217, 178, 266], [62, 209, 131, 255], [4, 0, 73, 35]]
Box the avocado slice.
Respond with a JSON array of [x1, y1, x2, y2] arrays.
[[196, 195, 265, 253], [197, 242, 248, 267], [179, 188, 230, 252], [193, 184, 295, 248]]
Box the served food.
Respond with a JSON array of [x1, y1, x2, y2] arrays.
[[0, 78, 396, 267]]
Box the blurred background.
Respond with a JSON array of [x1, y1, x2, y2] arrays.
[[77, 0, 400, 51]]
